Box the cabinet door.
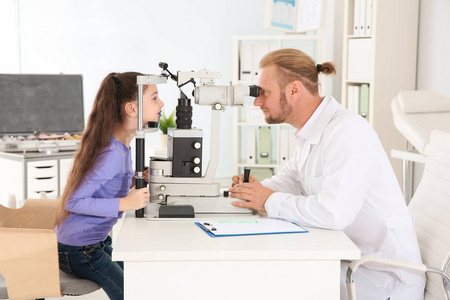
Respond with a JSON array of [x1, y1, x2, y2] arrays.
[[0, 158, 23, 207], [59, 158, 74, 196]]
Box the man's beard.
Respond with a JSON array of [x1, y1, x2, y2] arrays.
[[265, 91, 291, 124]]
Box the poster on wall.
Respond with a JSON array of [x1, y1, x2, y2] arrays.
[[264, 0, 323, 33]]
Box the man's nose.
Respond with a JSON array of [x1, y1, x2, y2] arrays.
[[254, 96, 263, 107]]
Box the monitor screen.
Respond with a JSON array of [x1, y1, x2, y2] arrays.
[[0, 74, 84, 135]]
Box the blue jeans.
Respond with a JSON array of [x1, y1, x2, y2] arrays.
[[58, 236, 124, 300]]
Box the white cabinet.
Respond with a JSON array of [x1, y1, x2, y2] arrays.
[[341, 0, 419, 182], [0, 158, 23, 206], [232, 34, 326, 180], [0, 152, 75, 207], [27, 160, 58, 199], [59, 158, 74, 195]]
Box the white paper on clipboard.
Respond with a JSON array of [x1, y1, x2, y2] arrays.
[[195, 219, 308, 237]]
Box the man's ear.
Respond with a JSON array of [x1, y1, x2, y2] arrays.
[[124, 102, 137, 117], [286, 80, 303, 101]]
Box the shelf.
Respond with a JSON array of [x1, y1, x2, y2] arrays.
[[232, 32, 325, 181], [345, 80, 370, 84], [346, 35, 372, 39], [341, 0, 420, 183], [238, 163, 278, 168]]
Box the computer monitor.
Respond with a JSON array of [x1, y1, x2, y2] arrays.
[[0, 74, 84, 136]]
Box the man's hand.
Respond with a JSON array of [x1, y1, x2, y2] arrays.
[[229, 174, 275, 212], [143, 167, 149, 183]]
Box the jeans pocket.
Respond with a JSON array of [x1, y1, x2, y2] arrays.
[[58, 251, 72, 274], [83, 242, 103, 263]]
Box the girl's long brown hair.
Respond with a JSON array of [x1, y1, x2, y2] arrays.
[[55, 72, 144, 228]]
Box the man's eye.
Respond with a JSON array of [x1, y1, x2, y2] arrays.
[[263, 90, 269, 96]]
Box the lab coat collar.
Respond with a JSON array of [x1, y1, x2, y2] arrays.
[[295, 96, 341, 170], [295, 96, 340, 145]]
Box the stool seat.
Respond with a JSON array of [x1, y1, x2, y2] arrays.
[[59, 271, 101, 296], [0, 271, 100, 299]]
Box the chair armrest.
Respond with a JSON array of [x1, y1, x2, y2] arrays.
[[0, 227, 62, 299], [345, 255, 427, 300]]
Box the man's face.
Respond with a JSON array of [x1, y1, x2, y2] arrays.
[[254, 65, 292, 124]]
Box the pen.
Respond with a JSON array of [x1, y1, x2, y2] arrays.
[[243, 168, 251, 183]]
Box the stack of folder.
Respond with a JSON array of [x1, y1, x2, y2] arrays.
[[347, 84, 370, 120], [353, 0, 373, 36]]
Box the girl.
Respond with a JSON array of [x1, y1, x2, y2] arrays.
[[55, 72, 164, 300]]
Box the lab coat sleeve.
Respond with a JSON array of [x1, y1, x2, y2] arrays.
[[65, 150, 123, 218], [261, 149, 305, 196], [265, 119, 382, 230]]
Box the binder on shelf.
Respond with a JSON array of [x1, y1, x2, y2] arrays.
[[257, 126, 271, 164], [249, 167, 274, 182], [195, 219, 308, 238], [359, 84, 370, 120], [279, 129, 290, 166], [353, 0, 361, 35], [347, 85, 360, 114], [246, 106, 265, 124], [269, 43, 280, 53], [359, 0, 366, 35], [239, 43, 253, 81], [347, 85, 354, 111], [352, 85, 360, 114], [347, 38, 372, 81], [288, 129, 297, 159], [365, 0, 372, 35], [252, 44, 270, 81], [247, 128, 256, 165]]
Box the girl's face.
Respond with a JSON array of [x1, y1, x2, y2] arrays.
[[142, 84, 164, 124]]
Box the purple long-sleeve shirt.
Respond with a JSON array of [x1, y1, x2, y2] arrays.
[[56, 137, 133, 246]]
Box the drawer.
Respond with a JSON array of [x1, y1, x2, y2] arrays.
[[28, 190, 58, 199], [28, 176, 58, 193], [28, 160, 58, 178]]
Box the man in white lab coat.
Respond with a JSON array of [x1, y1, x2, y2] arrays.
[[229, 48, 425, 300]]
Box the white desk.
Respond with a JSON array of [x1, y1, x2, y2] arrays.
[[113, 213, 360, 300]]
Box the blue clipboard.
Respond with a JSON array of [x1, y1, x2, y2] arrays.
[[195, 219, 308, 237]]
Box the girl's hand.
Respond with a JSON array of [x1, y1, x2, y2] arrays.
[[119, 187, 149, 211]]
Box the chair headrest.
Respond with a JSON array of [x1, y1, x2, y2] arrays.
[[397, 90, 450, 113]]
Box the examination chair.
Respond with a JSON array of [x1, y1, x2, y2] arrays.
[[0, 198, 100, 300], [391, 90, 450, 202], [391, 90, 450, 155], [346, 129, 450, 300]]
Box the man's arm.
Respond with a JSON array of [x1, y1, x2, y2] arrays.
[[232, 119, 381, 230]]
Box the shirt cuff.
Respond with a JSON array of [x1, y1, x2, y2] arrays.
[[265, 192, 285, 219]]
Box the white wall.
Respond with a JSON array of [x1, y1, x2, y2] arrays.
[[416, 0, 450, 97], [0, 0, 340, 180], [0, 0, 283, 180], [412, 0, 450, 190]]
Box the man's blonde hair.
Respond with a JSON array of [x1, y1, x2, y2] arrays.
[[259, 48, 336, 95]]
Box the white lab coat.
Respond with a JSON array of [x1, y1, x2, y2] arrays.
[[262, 96, 425, 300]]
